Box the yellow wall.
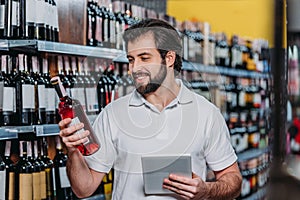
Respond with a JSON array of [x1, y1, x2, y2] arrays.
[[167, 0, 275, 45]]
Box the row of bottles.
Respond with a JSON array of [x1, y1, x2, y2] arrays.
[[179, 20, 270, 72], [0, 54, 134, 126], [181, 68, 271, 198], [238, 151, 270, 199], [0, 0, 59, 41], [0, 136, 74, 200], [86, 0, 174, 49], [86, 0, 270, 74]]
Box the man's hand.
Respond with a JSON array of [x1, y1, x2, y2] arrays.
[[58, 118, 90, 153], [163, 162, 242, 200], [163, 173, 208, 200]]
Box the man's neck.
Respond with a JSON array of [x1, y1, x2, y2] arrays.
[[143, 79, 180, 112]]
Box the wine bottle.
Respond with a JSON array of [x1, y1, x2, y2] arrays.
[[52, 0, 59, 42], [27, 141, 42, 200], [40, 137, 55, 200], [53, 136, 73, 200], [51, 76, 100, 156], [32, 139, 47, 200], [87, 0, 96, 46], [14, 54, 35, 125], [0, 0, 6, 38], [0, 148, 6, 200], [36, 0, 46, 40], [97, 73, 108, 112], [83, 59, 98, 115], [15, 141, 33, 200], [25, 0, 36, 39], [11, 0, 20, 38], [4, 141, 15, 200], [42, 57, 56, 124]]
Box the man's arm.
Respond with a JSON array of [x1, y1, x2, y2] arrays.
[[59, 118, 106, 198], [163, 162, 242, 200]]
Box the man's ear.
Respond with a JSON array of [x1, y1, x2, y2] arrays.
[[165, 51, 176, 67]]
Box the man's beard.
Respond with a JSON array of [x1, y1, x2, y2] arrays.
[[132, 61, 167, 95]]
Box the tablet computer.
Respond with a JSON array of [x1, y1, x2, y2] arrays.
[[141, 154, 192, 195]]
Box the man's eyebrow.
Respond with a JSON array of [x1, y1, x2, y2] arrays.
[[127, 52, 152, 59]]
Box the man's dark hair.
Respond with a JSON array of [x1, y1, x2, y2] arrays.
[[123, 19, 183, 74]]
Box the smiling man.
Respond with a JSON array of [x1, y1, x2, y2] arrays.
[[58, 18, 242, 199]]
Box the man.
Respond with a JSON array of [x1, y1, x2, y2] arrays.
[[59, 19, 242, 199]]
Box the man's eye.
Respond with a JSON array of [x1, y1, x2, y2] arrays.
[[128, 59, 134, 64], [141, 57, 150, 61]]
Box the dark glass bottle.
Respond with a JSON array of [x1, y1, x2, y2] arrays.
[[40, 137, 55, 200], [0, 0, 7, 38], [53, 136, 73, 200], [4, 141, 15, 200], [51, 76, 100, 156], [87, 0, 96, 46], [1, 55, 15, 126], [25, 0, 36, 39], [33, 139, 48, 200], [36, 0, 46, 40], [97, 74, 108, 113], [14, 54, 35, 125], [15, 141, 33, 200], [27, 141, 42, 200], [230, 35, 243, 69], [0, 144, 6, 200], [11, 0, 20, 38]]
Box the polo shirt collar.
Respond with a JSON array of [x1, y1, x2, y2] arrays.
[[129, 79, 193, 107]]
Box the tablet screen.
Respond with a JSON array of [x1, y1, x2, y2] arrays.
[[141, 154, 192, 194]]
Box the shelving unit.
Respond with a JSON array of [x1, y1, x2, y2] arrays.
[[0, 39, 127, 62], [0, 39, 271, 199]]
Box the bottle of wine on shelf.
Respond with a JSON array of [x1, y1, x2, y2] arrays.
[[33, 139, 47, 200], [27, 141, 42, 200], [53, 136, 73, 200], [15, 140, 33, 200], [0, 148, 6, 200], [40, 137, 55, 200], [4, 141, 15, 200], [51, 76, 100, 156]]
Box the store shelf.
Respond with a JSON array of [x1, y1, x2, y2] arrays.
[[0, 115, 98, 140], [237, 147, 269, 162], [0, 127, 18, 140], [182, 61, 270, 79], [0, 39, 125, 61], [242, 186, 267, 200], [240, 163, 269, 177]]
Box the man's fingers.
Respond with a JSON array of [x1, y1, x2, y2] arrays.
[[58, 118, 72, 130]]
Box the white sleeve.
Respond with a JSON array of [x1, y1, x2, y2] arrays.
[[204, 108, 237, 171]]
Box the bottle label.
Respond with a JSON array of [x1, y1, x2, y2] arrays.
[[69, 117, 90, 145], [0, 170, 5, 199], [95, 16, 103, 42], [40, 170, 47, 199], [22, 84, 35, 109], [0, 82, 3, 110], [3, 87, 14, 112], [45, 88, 56, 111], [71, 88, 86, 111], [59, 166, 71, 188], [38, 85, 46, 108], [26, 0, 36, 23], [33, 172, 41, 200], [36, 0, 45, 24], [0, 5, 4, 28], [19, 173, 33, 200], [86, 87, 98, 112], [8, 172, 15, 200], [12, 1, 19, 26]]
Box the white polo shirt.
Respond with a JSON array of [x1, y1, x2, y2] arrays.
[[85, 80, 237, 200]]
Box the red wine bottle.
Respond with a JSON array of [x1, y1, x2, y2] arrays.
[[51, 76, 100, 156]]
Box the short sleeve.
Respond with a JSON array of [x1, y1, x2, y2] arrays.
[[204, 108, 237, 171]]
